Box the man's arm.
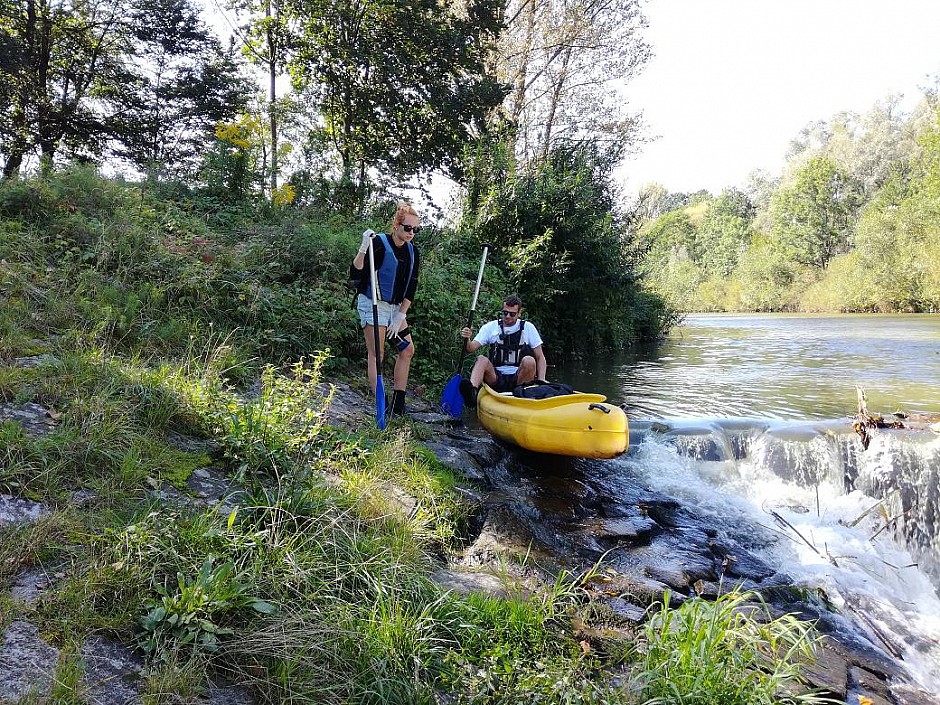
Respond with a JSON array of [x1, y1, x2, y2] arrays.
[[460, 327, 483, 353]]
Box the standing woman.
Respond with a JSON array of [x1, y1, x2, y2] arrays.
[[350, 202, 421, 417]]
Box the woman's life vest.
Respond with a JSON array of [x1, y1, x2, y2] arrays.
[[488, 320, 535, 369], [365, 233, 415, 304]]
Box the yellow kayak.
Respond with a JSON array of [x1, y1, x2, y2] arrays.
[[476, 384, 629, 459]]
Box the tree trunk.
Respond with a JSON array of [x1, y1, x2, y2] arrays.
[[540, 45, 571, 161], [509, 0, 537, 126], [266, 0, 278, 198]]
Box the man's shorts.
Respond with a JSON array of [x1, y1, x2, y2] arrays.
[[356, 294, 399, 329], [493, 371, 518, 393]]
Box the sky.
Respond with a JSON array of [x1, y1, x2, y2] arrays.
[[620, 0, 940, 198]]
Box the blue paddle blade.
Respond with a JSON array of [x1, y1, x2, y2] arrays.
[[376, 375, 387, 430], [440, 374, 463, 416]]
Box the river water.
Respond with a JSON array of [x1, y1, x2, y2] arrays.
[[546, 314, 940, 695], [558, 313, 940, 420]]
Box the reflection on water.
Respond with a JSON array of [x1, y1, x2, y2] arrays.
[[555, 314, 940, 420]]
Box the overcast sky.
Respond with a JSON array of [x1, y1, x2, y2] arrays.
[[620, 0, 940, 198]]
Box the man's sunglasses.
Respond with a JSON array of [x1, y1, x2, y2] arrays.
[[500, 310, 519, 318], [401, 224, 422, 234]]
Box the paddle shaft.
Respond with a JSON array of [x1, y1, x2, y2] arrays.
[[454, 245, 489, 372], [368, 235, 386, 428]]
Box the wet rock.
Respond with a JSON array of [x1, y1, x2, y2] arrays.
[[691, 577, 761, 598], [80, 634, 143, 705], [587, 516, 659, 543], [423, 441, 485, 481], [0, 402, 58, 437], [891, 683, 940, 705], [410, 411, 458, 426], [707, 538, 776, 581], [800, 644, 849, 700], [0, 493, 46, 527], [444, 431, 503, 471], [598, 572, 680, 608], [848, 666, 894, 705], [605, 598, 647, 623], [431, 568, 508, 597], [0, 621, 59, 702]]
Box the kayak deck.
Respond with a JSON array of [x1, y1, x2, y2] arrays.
[[476, 384, 629, 459]]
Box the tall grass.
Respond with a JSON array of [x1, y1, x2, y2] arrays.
[[632, 590, 832, 705]]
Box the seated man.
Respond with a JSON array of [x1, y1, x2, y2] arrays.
[[458, 295, 547, 408]]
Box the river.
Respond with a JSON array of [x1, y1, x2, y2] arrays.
[[541, 314, 940, 696], [557, 313, 940, 419]]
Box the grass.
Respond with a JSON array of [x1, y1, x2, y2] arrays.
[[0, 168, 829, 704]]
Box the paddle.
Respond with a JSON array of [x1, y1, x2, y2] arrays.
[[368, 234, 386, 429], [441, 244, 490, 416]]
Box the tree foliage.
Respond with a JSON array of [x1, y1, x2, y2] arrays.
[[0, 0, 127, 175], [768, 156, 862, 268], [462, 141, 670, 354], [110, 0, 250, 176], [282, 0, 506, 214], [497, 0, 650, 165]]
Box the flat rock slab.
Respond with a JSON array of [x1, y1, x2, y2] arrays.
[[0, 621, 59, 702], [79, 636, 256, 705], [0, 493, 47, 527], [12, 355, 60, 369], [431, 568, 508, 597], [187, 466, 245, 506], [80, 635, 144, 705], [423, 441, 485, 481], [0, 402, 58, 437], [10, 563, 65, 605]]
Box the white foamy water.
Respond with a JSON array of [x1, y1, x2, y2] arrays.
[[618, 430, 940, 693]]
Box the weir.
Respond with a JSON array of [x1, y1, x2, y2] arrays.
[[639, 419, 940, 585], [620, 419, 940, 693]]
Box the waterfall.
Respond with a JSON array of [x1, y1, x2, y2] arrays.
[[624, 419, 940, 693]]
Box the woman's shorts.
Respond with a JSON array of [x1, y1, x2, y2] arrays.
[[356, 294, 399, 329]]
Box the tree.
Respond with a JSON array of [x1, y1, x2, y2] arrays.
[[463, 140, 663, 352], [768, 157, 862, 268], [698, 189, 754, 275], [0, 0, 128, 177], [108, 0, 250, 176], [497, 0, 650, 165], [231, 0, 293, 198], [283, 0, 505, 214]]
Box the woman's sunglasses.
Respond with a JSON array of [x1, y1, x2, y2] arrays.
[[401, 224, 422, 234]]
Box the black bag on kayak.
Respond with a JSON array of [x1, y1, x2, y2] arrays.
[[512, 381, 574, 399]]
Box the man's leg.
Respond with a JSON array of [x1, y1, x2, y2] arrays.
[[461, 356, 497, 408], [516, 356, 537, 385]]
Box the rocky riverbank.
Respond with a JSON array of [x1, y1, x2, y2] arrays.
[[2, 365, 937, 704]]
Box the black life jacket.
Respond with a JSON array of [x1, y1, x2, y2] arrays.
[[488, 320, 535, 369]]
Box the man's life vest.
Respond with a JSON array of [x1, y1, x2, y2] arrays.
[[488, 320, 535, 369], [365, 233, 415, 304]]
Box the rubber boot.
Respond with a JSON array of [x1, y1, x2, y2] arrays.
[[390, 389, 406, 417]]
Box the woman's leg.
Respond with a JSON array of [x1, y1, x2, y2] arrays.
[[392, 331, 414, 391]]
